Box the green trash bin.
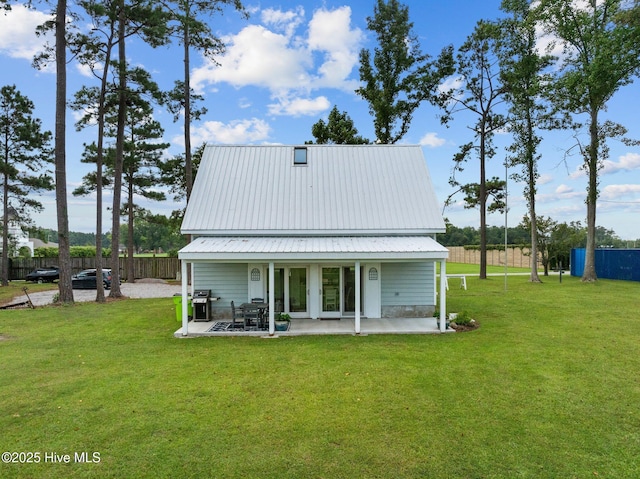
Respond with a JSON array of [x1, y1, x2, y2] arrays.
[[173, 294, 193, 322]]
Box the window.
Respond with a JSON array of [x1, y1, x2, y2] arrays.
[[369, 267, 378, 281], [294, 147, 307, 165], [251, 268, 261, 281]]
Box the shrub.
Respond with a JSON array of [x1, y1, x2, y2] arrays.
[[453, 310, 474, 326]]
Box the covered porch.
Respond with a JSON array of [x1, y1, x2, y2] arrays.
[[177, 236, 450, 337], [174, 316, 452, 337]]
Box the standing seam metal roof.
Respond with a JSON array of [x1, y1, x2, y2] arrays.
[[181, 144, 445, 235]]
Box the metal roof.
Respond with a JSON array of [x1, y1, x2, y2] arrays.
[[181, 144, 446, 236], [179, 236, 449, 261]]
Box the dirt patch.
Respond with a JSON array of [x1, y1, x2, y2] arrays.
[[450, 321, 480, 332], [134, 278, 168, 284]]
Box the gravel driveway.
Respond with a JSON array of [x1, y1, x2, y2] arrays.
[[14, 282, 182, 307]]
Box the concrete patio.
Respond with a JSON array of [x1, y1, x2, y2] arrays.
[[174, 317, 453, 338]]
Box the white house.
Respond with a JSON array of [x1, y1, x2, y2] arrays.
[[177, 144, 450, 336]]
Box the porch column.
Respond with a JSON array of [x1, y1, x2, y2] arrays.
[[439, 260, 447, 332], [355, 261, 361, 334], [268, 262, 275, 335], [181, 260, 189, 336]]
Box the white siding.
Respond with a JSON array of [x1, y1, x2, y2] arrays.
[[193, 263, 247, 315], [380, 262, 435, 307]]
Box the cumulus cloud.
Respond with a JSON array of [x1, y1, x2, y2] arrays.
[[191, 6, 362, 116], [570, 152, 640, 179], [177, 118, 272, 145], [419, 132, 446, 148], [268, 95, 330, 117], [600, 184, 640, 200], [538, 174, 554, 185], [602, 153, 640, 175], [0, 5, 54, 62]]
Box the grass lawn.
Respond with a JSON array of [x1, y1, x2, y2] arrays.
[[1, 276, 640, 478]]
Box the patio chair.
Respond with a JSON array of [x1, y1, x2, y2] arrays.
[[231, 301, 243, 330], [243, 306, 260, 331]]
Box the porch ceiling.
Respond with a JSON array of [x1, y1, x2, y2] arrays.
[[178, 236, 449, 262]]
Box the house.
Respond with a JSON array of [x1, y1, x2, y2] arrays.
[[177, 144, 450, 336]]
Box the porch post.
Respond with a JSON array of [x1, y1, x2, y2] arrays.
[[439, 260, 447, 332], [181, 260, 189, 336], [268, 262, 275, 335], [355, 261, 361, 334]]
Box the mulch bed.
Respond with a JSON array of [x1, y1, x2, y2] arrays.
[[450, 321, 480, 332]]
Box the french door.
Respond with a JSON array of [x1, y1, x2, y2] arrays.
[[320, 266, 363, 318], [270, 266, 308, 318]]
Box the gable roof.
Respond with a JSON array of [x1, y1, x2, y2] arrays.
[[181, 144, 445, 236]]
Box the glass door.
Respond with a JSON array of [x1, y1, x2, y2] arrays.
[[288, 267, 308, 316], [321, 267, 341, 318], [267, 267, 308, 316], [343, 266, 363, 316]]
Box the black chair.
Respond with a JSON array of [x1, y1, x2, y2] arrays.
[[231, 301, 243, 330], [243, 306, 260, 331]]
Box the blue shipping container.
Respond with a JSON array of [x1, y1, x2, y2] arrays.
[[571, 248, 640, 281]]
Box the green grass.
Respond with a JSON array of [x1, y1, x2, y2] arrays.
[[1, 276, 640, 478], [438, 261, 532, 275]]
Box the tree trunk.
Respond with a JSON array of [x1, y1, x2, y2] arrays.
[[55, 0, 74, 304], [479, 121, 487, 279], [1, 169, 9, 286], [581, 109, 599, 282], [94, 37, 114, 304], [110, 0, 126, 298], [127, 178, 134, 283], [528, 111, 541, 283]]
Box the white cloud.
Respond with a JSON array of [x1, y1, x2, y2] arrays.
[[0, 5, 54, 62], [191, 24, 311, 92], [181, 118, 272, 145], [600, 184, 640, 200], [419, 132, 446, 148], [191, 6, 363, 106], [538, 174, 554, 185], [308, 6, 363, 88], [268, 95, 330, 117], [438, 75, 464, 94], [261, 6, 305, 37], [602, 153, 640, 175]]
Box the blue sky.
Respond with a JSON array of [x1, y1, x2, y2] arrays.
[[1, 0, 639, 240]]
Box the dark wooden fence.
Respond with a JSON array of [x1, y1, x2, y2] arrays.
[[10, 257, 180, 281]]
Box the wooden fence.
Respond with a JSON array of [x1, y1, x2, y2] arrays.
[[10, 246, 538, 281], [10, 257, 180, 281], [447, 246, 541, 269]]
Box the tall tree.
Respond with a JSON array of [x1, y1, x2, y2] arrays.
[[109, 0, 169, 297], [499, 0, 557, 283], [71, 0, 118, 302], [440, 20, 507, 279], [120, 97, 168, 281], [0, 85, 54, 286], [55, 0, 74, 303], [535, 0, 640, 282], [356, 0, 453, 144], [307, 105, 369, 144], [163, 0, 246, 203]]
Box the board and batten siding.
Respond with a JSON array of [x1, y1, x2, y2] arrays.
[[380, 262, 436, 317], [193, 263, 247, 318]]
